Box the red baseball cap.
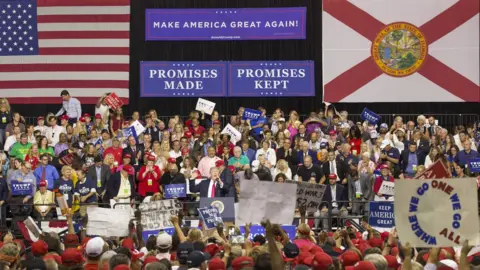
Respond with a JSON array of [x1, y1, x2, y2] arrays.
[[37, 116, 44, 121], [83, 113, 91, 118], [39, 180, 47, 187], [340, 251, 360, 267], [384, 255, 399, 269], [121, 238, 134, 250], [368, 237, 384, 249], [31, 240, 49, 256], [143, 256, 159, 265], [215, 160, 225, 167], [60, 115, 69, 120], [95, 114, 102, 119], [61, 248, 84, 266], [146, 155, 156, 162], [328, 174, 337, 179], [329, 130, 337, 136], [168, 157, 176, 163], [123, 154, 131, 159], [208, 257, 226, 270], [345, 261, 376, 270], [232, 256, 254, 270], [63, 233, 79, 247], [304, 252, 333, 270], [79, 117, 86, 123]]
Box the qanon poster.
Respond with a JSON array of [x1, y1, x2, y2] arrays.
[[145, 8, 306, 41], [229, 61, 314, 97], [140, 61, 227, 97], [140, 61, 314, 97]]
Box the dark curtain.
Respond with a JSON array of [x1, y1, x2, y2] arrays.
[[12, 0, 479, 118]]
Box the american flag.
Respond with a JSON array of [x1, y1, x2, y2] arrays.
[[0, 0, 130, 104]]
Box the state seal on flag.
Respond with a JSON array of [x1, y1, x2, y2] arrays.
[[372, 22, 428, 77]]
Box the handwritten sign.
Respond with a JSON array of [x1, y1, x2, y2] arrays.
[[198, 206, 223, 229], [139, 199, 183, 231], [286, 180, 327, 212], [104, 92, 124, 110], [164, 184, 187, 199], [221, 124, 242, 144], [369, 202, 395, 228], [395, 178, 480, 247], [242, 108, 262, 120], [195, 98, 216, 115], [378, 181, 395, 196], [86, 207, 130, 237], [11, 181, 33, 196]]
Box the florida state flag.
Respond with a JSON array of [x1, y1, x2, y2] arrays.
[[322, 0, 480, 102]]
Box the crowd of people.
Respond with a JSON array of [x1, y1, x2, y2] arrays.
[[0, 91, 479, 269]]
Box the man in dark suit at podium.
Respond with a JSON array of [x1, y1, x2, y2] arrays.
[[189, 167, 230, 198]]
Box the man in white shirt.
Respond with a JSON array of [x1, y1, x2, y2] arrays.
[[34, 116, 48, 137], [4, 126, 20, 152], [168, 140, 182, 159], [55, 90, 82, 124], [45, 116, 66, 147]]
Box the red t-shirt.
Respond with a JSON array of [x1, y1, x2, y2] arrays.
[[349, 138, 362, 155]]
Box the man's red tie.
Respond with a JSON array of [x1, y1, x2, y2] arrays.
[[211, 181, 216, 198], [41, 166, 46, 180]]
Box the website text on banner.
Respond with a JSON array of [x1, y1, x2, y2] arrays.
[[229, 61, 315, 97], [140, 62, 227, 97], [145, 8, 306, 41], [394, 178, 479, 247]]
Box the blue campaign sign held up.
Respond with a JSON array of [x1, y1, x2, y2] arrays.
[[242, 108, 262, 120], [469, 158, 480, 173], [198, 206, 223, 230], [164, 184, 187, 199], [369, 202, 395, 228], [11, 181, 33, 196], [360, 108, 380, 125], [228, 61, 315, 97], [140, 61, 228, 97]]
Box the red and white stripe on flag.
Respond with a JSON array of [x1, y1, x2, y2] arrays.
[[0, 0, 130, 104], [322, 0, 480, 102]]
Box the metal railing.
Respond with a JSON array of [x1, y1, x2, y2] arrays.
[[1, 200, 371, 234], [22, 114, 479, 132]]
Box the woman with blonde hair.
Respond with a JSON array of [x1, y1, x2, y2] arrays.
[[73, 120, 86, 137], [0, 98, 11, 148], [287, 110, 300, 140], [103, 153, 116, 174], [357, 152, 375, 174], [25, 144, 40, 170], [171, 123, 184, 141], [271, 159, 292, 180], [55, 165, 75, 208]]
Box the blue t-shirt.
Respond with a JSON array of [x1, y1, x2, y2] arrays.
[[74, 178, 97, 203], [250, 116, 267, 135], [55, 179, 74, 207]]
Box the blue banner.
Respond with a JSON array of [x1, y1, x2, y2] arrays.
[[229, 61, 314, 97], [360, 108, 381, 125], [11, 181, 33, 196], [469, 158, 480, 173], [198, 206, 223, 230], [242, 108, 262, 120], [122, 127, 139, 144], [239, 225, 296, 241], [140, 61, 227, 97], [145, 8, 306, 41], [164, 184, 187, 199], [369, 202, 395, 228]]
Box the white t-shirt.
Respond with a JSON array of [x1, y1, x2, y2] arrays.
[[95, 104, 110, 123]]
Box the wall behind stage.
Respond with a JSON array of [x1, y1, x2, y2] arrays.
[[12, 0, 479, 117]]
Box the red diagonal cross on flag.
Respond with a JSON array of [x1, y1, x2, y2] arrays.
[[323, 0, 480, 102]]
